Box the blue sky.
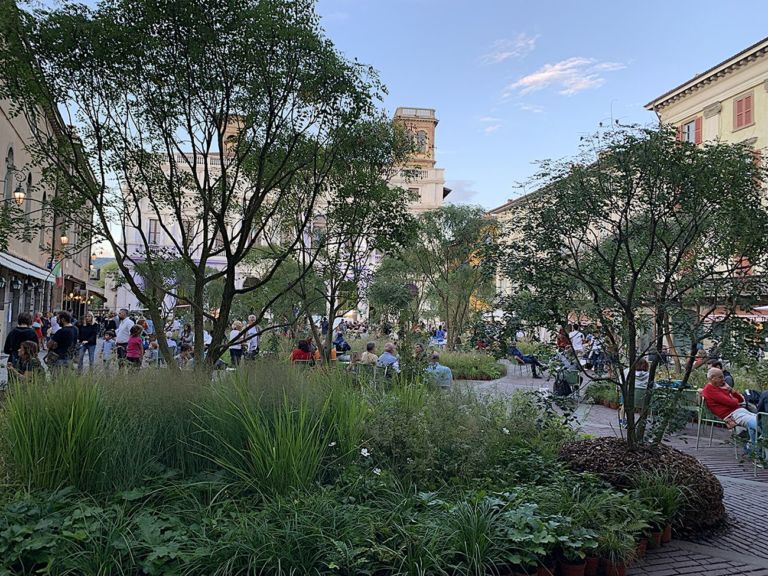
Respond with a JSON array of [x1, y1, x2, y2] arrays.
[[316, 0, 768, 208]]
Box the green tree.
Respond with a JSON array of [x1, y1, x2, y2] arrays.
[[299, 118, 417, 359], [0, 0, 389, 366], [502, 125, 768, 448], [409, 205, 498, 350]]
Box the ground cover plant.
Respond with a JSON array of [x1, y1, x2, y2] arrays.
[[0, 365, 688, 574], [438, 351, 506, 380]]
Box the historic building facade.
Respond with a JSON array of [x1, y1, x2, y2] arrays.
[[0, 99, 95, 341], [645, 36, 768, 151]]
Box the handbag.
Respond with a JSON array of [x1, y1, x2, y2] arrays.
[[723, 415, 738, 429], [43, 351, 60, 366]]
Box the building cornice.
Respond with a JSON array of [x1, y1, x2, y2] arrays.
[[645, 36, 768, 112]]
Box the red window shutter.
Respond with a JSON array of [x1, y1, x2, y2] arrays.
[[676, 125, 682, 141], [694, 116, 702, 144], [744, 95, 753, 125], [736, 98, 744, 128]]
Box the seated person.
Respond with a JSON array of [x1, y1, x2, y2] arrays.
[[376, 342, 400, 374], [175, 344, 194, 369], [359, 342, 378, 365], [701, 367, 756, 455], [313, 343, 337, 361], [290, 339, 313, 363], [425, 352, 453, 389], [414, 342, 428, 363], [507, 343, 547, 379], [8, 340, 43, 382], [707, 359, 734, 388], [758, 390, 768, 413], [333, 330, 351, 353]]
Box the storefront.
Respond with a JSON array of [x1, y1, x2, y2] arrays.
[[0, 252, 54, 343]]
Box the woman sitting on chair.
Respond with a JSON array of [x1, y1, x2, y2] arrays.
[[507, 343, 547, 379], [290, 340, 313, 363]]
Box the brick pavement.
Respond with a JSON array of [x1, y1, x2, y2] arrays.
[[467, 367, 768, 576]]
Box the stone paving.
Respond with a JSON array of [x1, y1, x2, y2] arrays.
[[465, 362, 768, 576]]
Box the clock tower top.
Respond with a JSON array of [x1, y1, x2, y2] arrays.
[[393, 107, 438, 169]]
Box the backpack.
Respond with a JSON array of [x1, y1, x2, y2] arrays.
[[743, 389, 761, 412], [553, 370, 573, 397]]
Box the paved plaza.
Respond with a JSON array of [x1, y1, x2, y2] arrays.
[[471, 362, 768, 576]]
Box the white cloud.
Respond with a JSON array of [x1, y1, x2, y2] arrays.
[[445, 180, 480, 204], [480, 33, 538, 64], [482, 124, 502, 134], [517, 103, 544, 114], [479, 115, 502, 123], [504, 57, 626, 97]]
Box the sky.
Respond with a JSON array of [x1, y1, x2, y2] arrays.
[[315, 0, 768, 209]]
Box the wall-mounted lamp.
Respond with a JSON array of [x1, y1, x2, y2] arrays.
[[13, 183, 25, 207]]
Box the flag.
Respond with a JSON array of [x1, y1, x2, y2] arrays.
[[52, 260, 63, 288]]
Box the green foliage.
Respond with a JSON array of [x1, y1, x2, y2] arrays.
[[584, 382, 618, 405], [439, 351, 505, 380], [502, 125, 768, 447], [0, 365, 663, 574]]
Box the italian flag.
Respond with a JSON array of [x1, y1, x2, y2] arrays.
[[52, 260, 64, 288]]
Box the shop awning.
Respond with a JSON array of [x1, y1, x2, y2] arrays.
[[0, 252, 54, 283]]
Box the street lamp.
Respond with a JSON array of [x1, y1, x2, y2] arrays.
[[11, 277, 22, 291], [12, 183, 25, 207], [60, 234, 69, 246]]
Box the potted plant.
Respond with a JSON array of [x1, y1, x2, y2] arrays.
[[557, 527, 598, 576], [631, 471, 683, 545], [597, 530, 637, 576]]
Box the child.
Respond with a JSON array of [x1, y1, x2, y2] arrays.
[[102, 330, 116, 368], [126, 325, 144, 369]]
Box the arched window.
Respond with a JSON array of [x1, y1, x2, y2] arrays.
[[25, 173, 32, 215], [4, 148, 14, 202]]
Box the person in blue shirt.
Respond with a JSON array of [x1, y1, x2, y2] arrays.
[[333, 329, 351, 353], [508, 343, 548, 379], [376, 342, 400, 374], [425, 352, 453, 389]]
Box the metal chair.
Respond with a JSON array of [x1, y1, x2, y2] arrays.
[[511, 357, 532, 377], [754, 412, 768, 476], [696, 396, 743, 460]]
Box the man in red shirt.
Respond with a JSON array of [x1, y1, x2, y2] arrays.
[[700, 368, 756, 454]]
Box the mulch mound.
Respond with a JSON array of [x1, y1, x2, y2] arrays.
[[558, 437, 725, 535]]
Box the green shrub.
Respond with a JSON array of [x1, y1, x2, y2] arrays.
[[439, 351, 505, 380]]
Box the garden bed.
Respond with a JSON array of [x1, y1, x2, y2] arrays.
[[0, 367, 681, 574]]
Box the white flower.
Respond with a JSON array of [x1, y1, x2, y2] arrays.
[[328, 442, 337, 447], [360, 448, 370, 457], [373, 467, 381, 476], [502, 427, 510, 435]]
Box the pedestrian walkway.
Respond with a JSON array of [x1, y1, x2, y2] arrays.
[[468, 363, 768, 576]]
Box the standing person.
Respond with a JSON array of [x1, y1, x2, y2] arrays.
[[125, 325, 144, 369], [179, 323, 194, 348], [48, 311, 78, 369], [77, 312, 99, 372], [246, 315, 260, 359], [568, 324, 585, 357], [32, 313, 44, 349], [3, 313, 37, 368], [49, 311, 60, 335], [320, 316, 329, 336], [114, 308, 135, 367], [101, 330, 116, 368], [105, 312, 117, 333], [228, 320, 244, 366], [7, 340, 43, 383], [41, 313, 51, 350]]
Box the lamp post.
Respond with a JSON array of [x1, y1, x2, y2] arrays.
[[12, 183, 25, 206]]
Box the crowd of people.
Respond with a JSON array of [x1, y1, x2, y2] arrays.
[[288, 334, 454, 388], [2, 309, 266, 377]]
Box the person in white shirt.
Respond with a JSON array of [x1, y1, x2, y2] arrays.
[[114, 308, 135, 366], [568, 324, 585, 356], [228, 320, 244, 366], [246, 315, 260, 359]]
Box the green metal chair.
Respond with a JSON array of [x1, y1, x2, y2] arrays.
[[696, 396, 742, 460], [754, 412, 768, 476]]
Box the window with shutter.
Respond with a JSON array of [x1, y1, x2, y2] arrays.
[[734, 92, 754, 130]]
